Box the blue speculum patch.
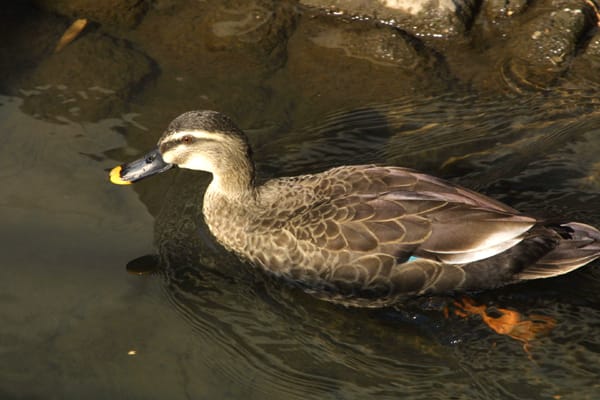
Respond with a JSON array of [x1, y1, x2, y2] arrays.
[[408, 256, 419, 262]]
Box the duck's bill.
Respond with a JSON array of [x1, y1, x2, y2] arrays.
[[109, 147, 173, 185]]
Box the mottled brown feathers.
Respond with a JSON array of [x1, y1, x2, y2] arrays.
[[201, 164, 600, 306]]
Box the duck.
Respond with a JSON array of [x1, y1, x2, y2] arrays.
[[109, 110, 600, 307]]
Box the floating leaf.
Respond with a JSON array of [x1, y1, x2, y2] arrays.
[[54, 18, 88, 53]]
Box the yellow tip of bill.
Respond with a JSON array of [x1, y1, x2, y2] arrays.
[[109, 166, 132, 185]]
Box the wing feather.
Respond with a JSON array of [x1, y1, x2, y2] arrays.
[[282, 166, 535, 264]]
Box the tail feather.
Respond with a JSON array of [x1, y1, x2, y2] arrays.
[[517, 222, 600, 280]]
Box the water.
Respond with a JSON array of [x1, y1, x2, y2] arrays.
[[2, 1, 600, 399]]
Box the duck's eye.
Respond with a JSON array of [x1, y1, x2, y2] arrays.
[[181, 135, 193, 144]]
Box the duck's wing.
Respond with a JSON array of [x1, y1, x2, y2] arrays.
[[287, 166, 535, 264]]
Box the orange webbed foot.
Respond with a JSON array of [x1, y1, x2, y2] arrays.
[[453, 297, 556, 349]]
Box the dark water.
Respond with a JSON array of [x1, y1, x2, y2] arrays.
[[2, 1, 600, 399]]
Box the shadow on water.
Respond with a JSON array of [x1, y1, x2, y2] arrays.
[[156, 263, 461, 399]]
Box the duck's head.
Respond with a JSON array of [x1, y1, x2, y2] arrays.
[[110, 110, 254, 189]]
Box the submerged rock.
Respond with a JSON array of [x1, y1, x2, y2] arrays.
[[268, 14, 451, 126], [304, 15, 443, 69], [19, 32, 156, 121], [201, 0, 298, 72], [135, 0, 297, 75], [299, 0, 479, 38], [128, 0, 298, 125]]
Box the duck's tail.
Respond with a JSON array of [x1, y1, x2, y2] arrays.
[[517, 222, 600, 280]]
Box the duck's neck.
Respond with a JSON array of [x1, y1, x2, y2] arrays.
[[207, 156, 256, 201]]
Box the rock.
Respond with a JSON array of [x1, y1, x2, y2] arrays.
[[18, 32, 156, 121], [31, 0, 150, 28], [502, 0, 596, 90], [299, 0, 479, 38]]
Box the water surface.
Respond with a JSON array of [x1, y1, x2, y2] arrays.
[[2, 2, 600, 399]]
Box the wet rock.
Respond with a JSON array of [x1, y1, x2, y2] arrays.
[[31, 0, 150, 29], [305, 15, 443, 69], [502, 0, 596, 90], [299, 0, 479, 38], [18, 32, 156, 121], [483, 0, 529, 19]]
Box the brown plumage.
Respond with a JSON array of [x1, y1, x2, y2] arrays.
[[110, 110, 600, 307]]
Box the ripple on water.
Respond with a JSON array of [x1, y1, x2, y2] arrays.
[[157, 262, 471, 399], [258, 90, 600, 196], [155, 255, 600, 399]]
